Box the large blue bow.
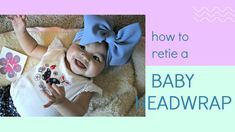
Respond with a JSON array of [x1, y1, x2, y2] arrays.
[[73, 15, 142, 66]]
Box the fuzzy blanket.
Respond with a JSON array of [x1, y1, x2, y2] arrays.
[[0, 27, 145, 116]]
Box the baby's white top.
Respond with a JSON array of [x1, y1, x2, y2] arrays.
[[10, 38, 102, 116]]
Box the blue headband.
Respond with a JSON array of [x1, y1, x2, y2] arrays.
[[73, 15, 142, 67]]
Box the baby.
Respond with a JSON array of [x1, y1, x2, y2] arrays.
[[1, 15, 141, 116]]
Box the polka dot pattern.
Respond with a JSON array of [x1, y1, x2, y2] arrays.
[[0, 85, 20, 117]]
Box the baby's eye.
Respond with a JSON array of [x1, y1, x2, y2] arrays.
[[79, 45, 85, 50], [93, 56, 100, 62]]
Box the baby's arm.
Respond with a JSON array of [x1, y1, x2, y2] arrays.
[[43, 84, 93, 116], [9, 15, 47, 59]]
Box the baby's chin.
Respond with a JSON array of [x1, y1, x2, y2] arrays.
[[69, 63, 102, 78]]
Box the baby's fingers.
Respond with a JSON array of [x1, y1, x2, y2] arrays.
[[7, 15, 26, 21], [42, 90, 55, 100], [52, 84, 65, 96], [6, 15, 15, 21], [41, 90, 56, 108], [43, 101, 54, 108], [18, 15, 26, 21], [46, 84, 60, 98]]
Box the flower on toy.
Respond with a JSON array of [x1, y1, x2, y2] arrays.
[[0, 52, 22, 78]]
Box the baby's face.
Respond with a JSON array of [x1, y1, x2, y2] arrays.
[[66, 42, 107, 78]]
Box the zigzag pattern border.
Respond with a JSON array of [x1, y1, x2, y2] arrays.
[[193, 7, 235, 23]]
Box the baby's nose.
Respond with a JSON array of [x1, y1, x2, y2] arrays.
[[81, 52, 91, 62]]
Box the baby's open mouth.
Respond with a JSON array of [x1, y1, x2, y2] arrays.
[[75, 59, 86, 69]]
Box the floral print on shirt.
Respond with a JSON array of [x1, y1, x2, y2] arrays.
[[34, 64, 70, 90]]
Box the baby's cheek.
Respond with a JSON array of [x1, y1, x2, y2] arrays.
[[96, 65, 104, 75], [90, 64, 104, 77]]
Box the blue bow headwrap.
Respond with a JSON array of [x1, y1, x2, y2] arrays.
[[73, 15, 142, 67]]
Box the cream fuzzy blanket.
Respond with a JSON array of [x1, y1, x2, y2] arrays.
[[0, 27, 145, 116]]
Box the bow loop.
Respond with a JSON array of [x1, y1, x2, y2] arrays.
[[73, 15, 142, 67]]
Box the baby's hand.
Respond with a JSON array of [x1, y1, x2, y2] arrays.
[[42, 84, 66, 108], [7, 15, 26, 33]]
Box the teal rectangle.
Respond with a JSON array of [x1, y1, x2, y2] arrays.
[[146, 66, 235, 132]]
